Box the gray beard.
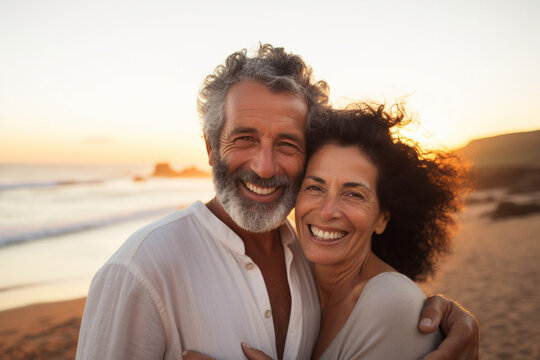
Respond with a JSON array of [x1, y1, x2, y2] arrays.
[[211, 151, 303, 233]]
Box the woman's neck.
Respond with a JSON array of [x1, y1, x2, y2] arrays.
[[314, 251, 374, 308]]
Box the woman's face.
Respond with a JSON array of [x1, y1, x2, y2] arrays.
[[295, 143, 389, 267]]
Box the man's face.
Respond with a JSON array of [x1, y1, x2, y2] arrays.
[[208, 80, 308, 233]]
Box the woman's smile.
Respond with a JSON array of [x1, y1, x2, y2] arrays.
[[309, 224, 348, 241]]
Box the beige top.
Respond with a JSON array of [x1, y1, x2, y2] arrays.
[[76, 201, 320, 360], [319, 272, 442, 360]]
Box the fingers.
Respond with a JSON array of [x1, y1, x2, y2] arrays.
[[421, 323, 479, 360], [419, 294, 449, 334], [182, 350, 216, 360], [419, 295, 479, 360], [241, 342, 275, 360]]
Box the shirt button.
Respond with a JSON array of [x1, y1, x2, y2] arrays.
[[264, 309, 272, 318], [245, 262, 255, 270]]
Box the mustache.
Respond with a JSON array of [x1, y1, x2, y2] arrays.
[[232, 169, 291, 188]]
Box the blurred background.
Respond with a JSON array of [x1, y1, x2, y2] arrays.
[[1, 0, 539, 359]]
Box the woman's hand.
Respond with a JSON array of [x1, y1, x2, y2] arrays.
[[241, 342, 275, 360], [418, 294, 479, 360]]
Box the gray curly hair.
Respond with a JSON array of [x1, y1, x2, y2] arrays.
[[197, 43, 330, 151]]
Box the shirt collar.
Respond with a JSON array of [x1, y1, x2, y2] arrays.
[[191, 201, 296, 255]]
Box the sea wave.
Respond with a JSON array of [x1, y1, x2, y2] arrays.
[[0, 179, 106, 191], [0, 206, 179, 248]]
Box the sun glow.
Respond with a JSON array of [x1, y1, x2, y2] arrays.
[[1, 1, 538, 165]]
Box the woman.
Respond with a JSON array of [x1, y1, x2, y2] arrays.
[[188, 103, 467, 359], [293, 103, 466, 359]]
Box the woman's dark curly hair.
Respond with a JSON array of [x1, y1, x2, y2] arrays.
[[306, 104, 468, 281]]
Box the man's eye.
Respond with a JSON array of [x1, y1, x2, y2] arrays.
[[277, 142, 300, 153], [234, 137, 256, 146]]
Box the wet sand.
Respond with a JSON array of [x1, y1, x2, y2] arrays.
[[1, 192, 539, 359], [0, 298, 85, 359]]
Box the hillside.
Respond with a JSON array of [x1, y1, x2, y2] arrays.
[[457, 129, 540, 191], [458, 129, 540, 167]]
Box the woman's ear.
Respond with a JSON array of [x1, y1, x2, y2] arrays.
[[375, 211, 390, 235]]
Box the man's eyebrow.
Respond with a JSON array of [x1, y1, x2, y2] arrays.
[[277, 133, 303, 144], [228, 128, 303, 144], [230, 127, 258, 136]]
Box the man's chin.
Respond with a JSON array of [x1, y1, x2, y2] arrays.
[[221, 194, 290, 233]]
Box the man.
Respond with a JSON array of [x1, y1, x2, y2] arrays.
[[76, 44, 478, 360]]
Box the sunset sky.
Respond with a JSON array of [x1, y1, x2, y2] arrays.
[[1, 0, 539, 167]]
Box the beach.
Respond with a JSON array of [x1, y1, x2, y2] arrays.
[[1, 189, 539, 359], [419, 192, 540, 359], [0, 298, 85, 360]]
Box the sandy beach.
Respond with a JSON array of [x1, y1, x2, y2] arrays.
[[1, 190, 539, 359], [0, 298, 85, 359]]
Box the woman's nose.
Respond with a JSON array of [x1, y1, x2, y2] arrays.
[[318, 195, 340, 220]]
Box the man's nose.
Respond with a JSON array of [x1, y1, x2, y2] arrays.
[[250, 144, 277, 179]]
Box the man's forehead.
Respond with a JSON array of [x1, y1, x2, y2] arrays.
[[224, 81, 308, 118]]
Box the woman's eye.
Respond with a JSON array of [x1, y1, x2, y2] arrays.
[[304, 184, 322, 192], [346, 192, 365, 200]]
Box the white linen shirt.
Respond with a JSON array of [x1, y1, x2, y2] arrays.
[[76, 201, 320, 360]]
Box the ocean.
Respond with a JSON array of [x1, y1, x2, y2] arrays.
[[0, 163, 215, 310]]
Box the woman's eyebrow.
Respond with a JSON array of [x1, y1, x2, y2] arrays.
[[305, 175, 325, 184], [343, 182, 373, 192], [305, 176, 373, 192]]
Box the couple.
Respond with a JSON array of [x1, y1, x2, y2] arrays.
[[76, 44, 478, 359]]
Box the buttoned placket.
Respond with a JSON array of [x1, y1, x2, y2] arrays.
[[281, 238, 301, 359], [239, 254, 278, 359]]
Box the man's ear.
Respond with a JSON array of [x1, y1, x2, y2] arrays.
[[375, 211, 390, 235], [203, 132, 214, 166]]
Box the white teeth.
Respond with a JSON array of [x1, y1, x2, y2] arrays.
[[245, 182, 278, 195], [310, 225, 346, 241]]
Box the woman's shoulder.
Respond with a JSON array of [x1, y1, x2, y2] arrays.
[[330, 272, 441, 359], [357, 272, 426, 318], [363, 271, 425, 300]]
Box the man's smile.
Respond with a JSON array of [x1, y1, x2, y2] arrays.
[[244, 181, 279, 195]]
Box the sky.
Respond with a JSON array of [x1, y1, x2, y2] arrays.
[[1, 0, 539, 167]]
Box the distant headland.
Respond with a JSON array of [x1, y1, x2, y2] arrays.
[[133, 163, 210, 182], [151, 163, 210, 178]]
